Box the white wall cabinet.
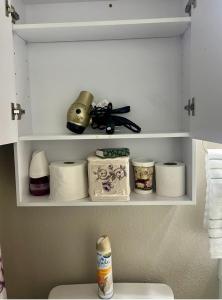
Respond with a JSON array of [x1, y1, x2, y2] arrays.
[[190, 0, 222, 143], [0, 0, 18, 145], [0, 0, 219, 207]]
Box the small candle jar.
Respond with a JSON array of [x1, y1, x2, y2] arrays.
[[132, 159, 154, 194], [29, 176, 50, 196]]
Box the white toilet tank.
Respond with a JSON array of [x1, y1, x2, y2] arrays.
[[48, 283, 174, 299]]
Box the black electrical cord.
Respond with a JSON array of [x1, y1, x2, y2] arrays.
[[90, 103, 141, 134]]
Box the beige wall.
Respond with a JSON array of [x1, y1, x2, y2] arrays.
[[0, 143, 218, 299]]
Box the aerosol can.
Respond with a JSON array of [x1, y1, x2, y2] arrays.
[[96, 235, 113, 299]]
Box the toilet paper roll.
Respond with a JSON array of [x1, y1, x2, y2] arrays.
[[29, 150, 49, 178], [155, 162, 185, 197], [50, 160, 88, 201]]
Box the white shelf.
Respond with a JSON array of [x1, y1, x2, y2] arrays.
[[19, 132, 190, 141], [13, 17, 191, 43], [18, 193, 195, 207]]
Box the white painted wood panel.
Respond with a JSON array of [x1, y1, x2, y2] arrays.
[[28, 38, 183, 135], [24, 0, 187, 24], [19, 132, 190, 141], [190, 0, 222, 143], [182, 138, 197, 203], [14, 141, 32, 203], [31, 139, 183, 167], [19, 193, 194, 207], [0, 0, 18, 145], [13, 18, 191, 43], [13, 35, 33, 136], [181, 26, 191, 132]]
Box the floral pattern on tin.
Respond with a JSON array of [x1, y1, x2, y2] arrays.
[[94, 164, 127, 192]]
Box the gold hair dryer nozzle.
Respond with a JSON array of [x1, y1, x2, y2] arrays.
[[67, 91, 94, 134]]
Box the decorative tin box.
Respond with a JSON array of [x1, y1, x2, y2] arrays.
[[88, 156, 130, 201]]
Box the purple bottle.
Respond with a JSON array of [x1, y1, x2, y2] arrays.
[[29, 150, 50, 196]]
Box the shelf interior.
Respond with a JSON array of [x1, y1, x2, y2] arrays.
[[15, 36, 188, 136], [13, 17, 191, 43], [15, 138, 195, 207]]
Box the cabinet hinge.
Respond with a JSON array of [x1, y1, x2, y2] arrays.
[[184, 98, 195, 116], [185, 0, 197, 16], [5, 0, 20, 24], [11, 103, 25, 120]]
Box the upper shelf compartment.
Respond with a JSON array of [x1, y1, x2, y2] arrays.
[[13, 17, 191, 43]]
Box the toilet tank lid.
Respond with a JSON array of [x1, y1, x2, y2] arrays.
[[48, 283, 174, 299]]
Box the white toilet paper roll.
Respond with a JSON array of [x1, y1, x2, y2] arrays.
[[50, 161, 88, 201], [29, 150, 49, 178], [155, 162, 185, 197]]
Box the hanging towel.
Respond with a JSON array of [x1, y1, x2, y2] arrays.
[[208, 160, 222, 169], [207, 149, 222, 160], [205, 149, 222, 259], [209, 219, 222, 229], [208, 170, 222, 179], [0, 247, 6, 299]]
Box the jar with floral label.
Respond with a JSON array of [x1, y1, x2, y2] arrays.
[[132, 159, 154, 194]]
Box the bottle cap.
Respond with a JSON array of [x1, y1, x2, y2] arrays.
[[96, 235, 111, 253]]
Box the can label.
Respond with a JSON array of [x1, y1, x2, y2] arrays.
[[97, 252, 113, 299], [133, 166, 154, 191]]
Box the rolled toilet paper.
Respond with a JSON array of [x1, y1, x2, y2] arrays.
[[29, 150, 49, 178], [49, 160, 88, 201], [155, 162, 185, 197]]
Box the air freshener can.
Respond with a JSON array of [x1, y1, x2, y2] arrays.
[[96, 236, 113, 299]]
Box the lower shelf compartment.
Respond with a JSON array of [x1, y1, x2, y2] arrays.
[[18, 192, 195, 207], [15, 138, 197, 207]]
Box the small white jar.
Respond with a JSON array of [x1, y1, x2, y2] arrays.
[[132, 159, 154, 194]]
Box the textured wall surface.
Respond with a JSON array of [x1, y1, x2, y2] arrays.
[[0, 143, 218, 299]]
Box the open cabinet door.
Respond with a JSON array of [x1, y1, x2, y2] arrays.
[[0, 0, 18, 145], [190, 0, 222, 143]]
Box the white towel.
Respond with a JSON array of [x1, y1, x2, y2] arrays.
[[209, 179, 222, 197], [208, 160, 222, 169], [205, 149, 222, 258], [208, 149, 222, 160], [209, 204, 222, 219], [209, 238, 222, 259], [204, 179, 222, 226], [208, 228, 222, 238], [207, 169, 222, 179], [209, 219, 222, 229]]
